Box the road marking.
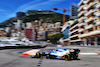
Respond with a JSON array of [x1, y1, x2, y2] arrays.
[[37, 56, 43, 67], [78, 53, 100, 55]]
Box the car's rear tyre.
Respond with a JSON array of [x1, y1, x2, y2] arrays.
[[49, 55, 52, 59], [46, 54, 50, 59], [73, 54, 78, 60]]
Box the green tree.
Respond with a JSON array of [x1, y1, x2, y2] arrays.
[[50, 33, 63, 44]]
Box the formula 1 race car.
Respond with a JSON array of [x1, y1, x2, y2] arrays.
[[42, 48, 80, 60], [29, 48, 80, 60]]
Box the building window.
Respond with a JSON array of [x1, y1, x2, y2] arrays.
[[93, 3, 97, 9], [81, 32, 83, 34], [93, 19, 97, 25], [84, 24, 86, 29], [93, 0, 96, 2], [93, 11, 97, 16], [84, 18, 86, 22], [68, 23, 70, 25]]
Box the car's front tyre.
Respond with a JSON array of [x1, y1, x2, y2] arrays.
[[36, 53, 41, 58], [64, 54, 70, 60]]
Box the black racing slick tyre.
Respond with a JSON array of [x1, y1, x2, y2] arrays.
[[36, 53, 41, 58], [73, 54, 78, 60], [46, 54, 50, 59], [64, 54, 70, 60]]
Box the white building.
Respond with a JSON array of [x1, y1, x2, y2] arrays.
[[78, 0, 100, 46]]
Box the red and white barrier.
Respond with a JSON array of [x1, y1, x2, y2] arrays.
[[78, 53, 100, 55], [57, 45, 63, 47], [21, 49, 42, 55]]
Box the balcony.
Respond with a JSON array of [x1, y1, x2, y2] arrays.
[[85, 24, 93, 30], [85, 17, 94, 23], [97, 0, 100, 3], [83, 0, 88, 4], [85, 10, 94, 17], [79, 23, 84, 27], [70, 34, 79, 39], [96, 3, 100, 8], [78, 6, 84, 11], [78, 0, 84, 6], [78, 17, 84, 22], [85, 0, 91, 4], [70, 24, 79, 30], [96, 12, 100, 17], [61, 23, 69, 32], [63, 38, 70, 41], [86, 0, 95, 4], [70, 29, 79, 35], [78, 11, 84, 17], [86, 2, 94, 10], [96, 21, 100, 26], [70, 39, 81, 42], [79, 30, 100, 38], [79, 29, 84, 32]]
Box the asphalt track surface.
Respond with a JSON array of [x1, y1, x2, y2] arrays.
[[0, 46, 100, 67]]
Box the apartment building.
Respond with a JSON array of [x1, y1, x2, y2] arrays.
[[26, 22, 32, 28], [36, 22, 62, 41], [0, 28, 7, 37], [69, 19, 81, 45], [78, 0, 100, 46], [37, 31, 48, 40], [70, 4, 79, 20], [62, 21, 74, 45], [13, 20, 25, 30], [55, 22, 62, 32]]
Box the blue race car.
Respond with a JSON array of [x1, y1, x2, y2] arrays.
[[43, 48, 80, 60]]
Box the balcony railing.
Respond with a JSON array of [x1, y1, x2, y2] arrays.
[[79, 29, 84, 32], [86, 2, 94, 10], [85, 17, 94, 23], [85, 10, 94, 17], [70, 34, 79, 39], [78, 0, 84, 6], [78, 11, 84, 17], [79, 23, 84, 27], [96, 21, 100, 26], [85, 24, 93, 30], [78, 6, 84, 11], [70, 39, 81, 42], [96, 3, 100, 8], [70, 29, 79, 35], [79, 30, 100, 38], [85, 0, 91, 4], [96, 12, 100, 17], [83, 0, 88, 4], [78, 17, 84, 22], [70, 24, 79, 30]]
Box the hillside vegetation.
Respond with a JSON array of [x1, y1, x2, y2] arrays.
[[0, 10, 70, 27]]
